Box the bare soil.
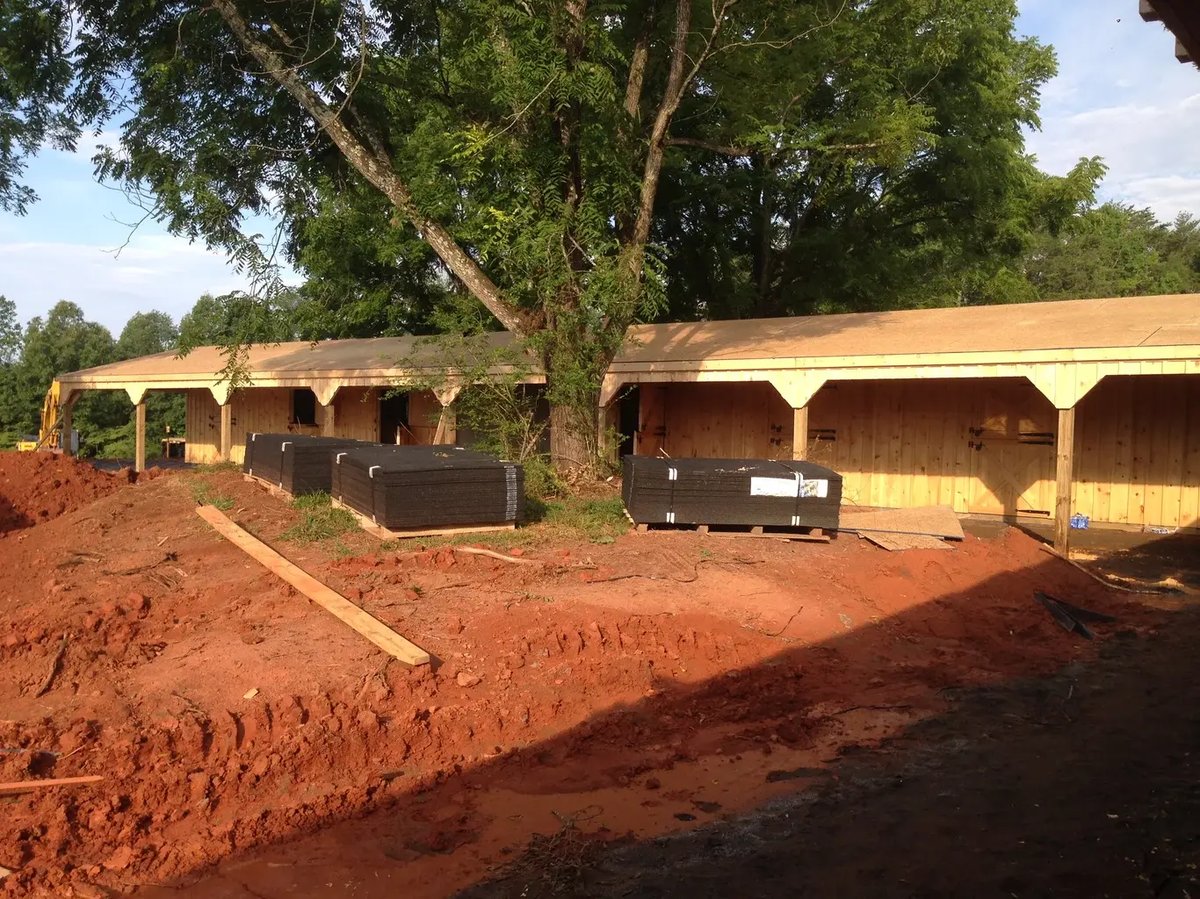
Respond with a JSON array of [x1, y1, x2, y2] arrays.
[[0, 453, 1171, 898]]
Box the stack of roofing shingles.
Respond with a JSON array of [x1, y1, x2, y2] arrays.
[[622, 456, 842, 531], [243, 433, 362, 495], [332, 445, 524, 531]]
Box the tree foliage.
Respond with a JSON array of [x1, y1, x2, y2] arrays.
[[0, 0, 1144, 467], [0, 301, 184, 458]]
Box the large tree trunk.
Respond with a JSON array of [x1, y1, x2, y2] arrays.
[[548, 400, 595, 476]]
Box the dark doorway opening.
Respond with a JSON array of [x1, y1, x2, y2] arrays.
[[291, 389, 317, 426], [618, 386, 639, 458], [379, 393, 410, 444]]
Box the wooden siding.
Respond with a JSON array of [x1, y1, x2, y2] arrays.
[[333, 387, 381, 442], [1075, 375, 1200, 529], [807, 379, 1057, 518], [637, 376, 1200, 528], [635, 382, 792, 459], [185, 389, 222, 464], [184, 386, 450, 464]]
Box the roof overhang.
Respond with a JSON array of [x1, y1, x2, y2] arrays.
[[1141, 0, 1200, 65]]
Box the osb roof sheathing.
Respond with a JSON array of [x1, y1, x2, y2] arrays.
[[614, 294, 1200, 367], [61, 294, 1200, 387]]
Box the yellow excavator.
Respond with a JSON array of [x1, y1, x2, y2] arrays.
[[15, 380, 67, 452]]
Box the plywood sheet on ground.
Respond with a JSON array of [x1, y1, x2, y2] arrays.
[[861, 531, 952, 551], [839, 505, 964, 540]]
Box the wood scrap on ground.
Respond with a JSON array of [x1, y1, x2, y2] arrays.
[[0, 775, 103, 796], [839, 505, 964, 541], [1038, 544, 1184, 594], [33, 632, 68, 697], [453, 546, 545, 566], [860, 531, 951, 552], [1034, 591, 1116, 640], [195, 505, 431, 667]]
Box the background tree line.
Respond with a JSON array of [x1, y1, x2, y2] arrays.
[[2, 195, 1197, 459]]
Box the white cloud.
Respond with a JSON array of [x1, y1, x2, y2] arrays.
[[0, 234, 250, 334], [1017, 0, 1200, 223]]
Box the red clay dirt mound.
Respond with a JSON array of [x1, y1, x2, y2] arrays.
[[0, 452, 136, 534]]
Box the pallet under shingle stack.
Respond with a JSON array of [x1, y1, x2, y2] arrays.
[[331, 445, 524, 532], [243, 433, 362, 495], [622, 455, 843, 531]]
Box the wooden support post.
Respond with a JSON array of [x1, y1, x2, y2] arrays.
[[792, 405, 810, 461], [320, 401, 336, 437], [1055, 406, 1076, 555], [432, 405, 456, 445], [134, 402, 147, 473], [59, 402, 73, 456], [597, 401, 620, 465], [219, 402, 233, 462]]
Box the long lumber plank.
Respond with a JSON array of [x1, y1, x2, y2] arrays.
[[0, 775, 103, 796], [195, 505, 431, 666]]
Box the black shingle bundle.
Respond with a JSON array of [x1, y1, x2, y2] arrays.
[[243, 433, 362, 495], [622, 456, 842, 531], [331, 445, 524, 531]]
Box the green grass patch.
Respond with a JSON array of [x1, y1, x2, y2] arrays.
[[190, 479, 234, 511], [194, 461, 241, 475], [421, 494, 630, 552], [280, 492, 358, 542], [538, 496, 629, 544]]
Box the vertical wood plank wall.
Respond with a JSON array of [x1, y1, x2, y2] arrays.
[[638, 375, 1200, 529], [184, 386, 449, 464], [635, 382, 792, 459], [185, 389, 222, 464], [807, 379, 1058, 518], [1075, 375, 1200, 529]]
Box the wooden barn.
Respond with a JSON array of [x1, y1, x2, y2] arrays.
[[602, 294, 1200, 548], [56, 332, 541, 467], [56, 294, 1199, 549]]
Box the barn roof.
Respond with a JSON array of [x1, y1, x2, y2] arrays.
[[58, 294, 1200, 401], [613, 294, 1200, 370]]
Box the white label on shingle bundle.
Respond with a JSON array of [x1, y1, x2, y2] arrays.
[[750, 475, 828, 499]]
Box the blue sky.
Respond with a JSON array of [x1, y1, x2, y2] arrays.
[[1, 0, 1197, 336]]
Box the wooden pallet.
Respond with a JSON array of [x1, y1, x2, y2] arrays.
[[331, 497, 517, 540], [243, 473, 289, 499], [634, 522, 831, 543]]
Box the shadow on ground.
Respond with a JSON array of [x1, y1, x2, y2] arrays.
[[132, 538, 1191, 899], [466, 605, 1200, 899]]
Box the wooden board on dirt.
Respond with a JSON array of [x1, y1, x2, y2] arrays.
[[195, 505, 431, 667], [0, 775, 103, 796], [861, 531, 951, 552], [331, 497, 517, 541], [839, 505, 964, 540]]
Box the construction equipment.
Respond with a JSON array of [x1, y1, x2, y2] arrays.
[[15, 380, 75, 453]]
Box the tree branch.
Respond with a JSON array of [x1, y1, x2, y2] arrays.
[[628, 0, 738, 265], [208, 0, 533, 335], [666, 136, 752, 156]]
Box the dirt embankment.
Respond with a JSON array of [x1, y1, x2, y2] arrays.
[[0, 453, 139, 535], [0, 467, 1161, 898]]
